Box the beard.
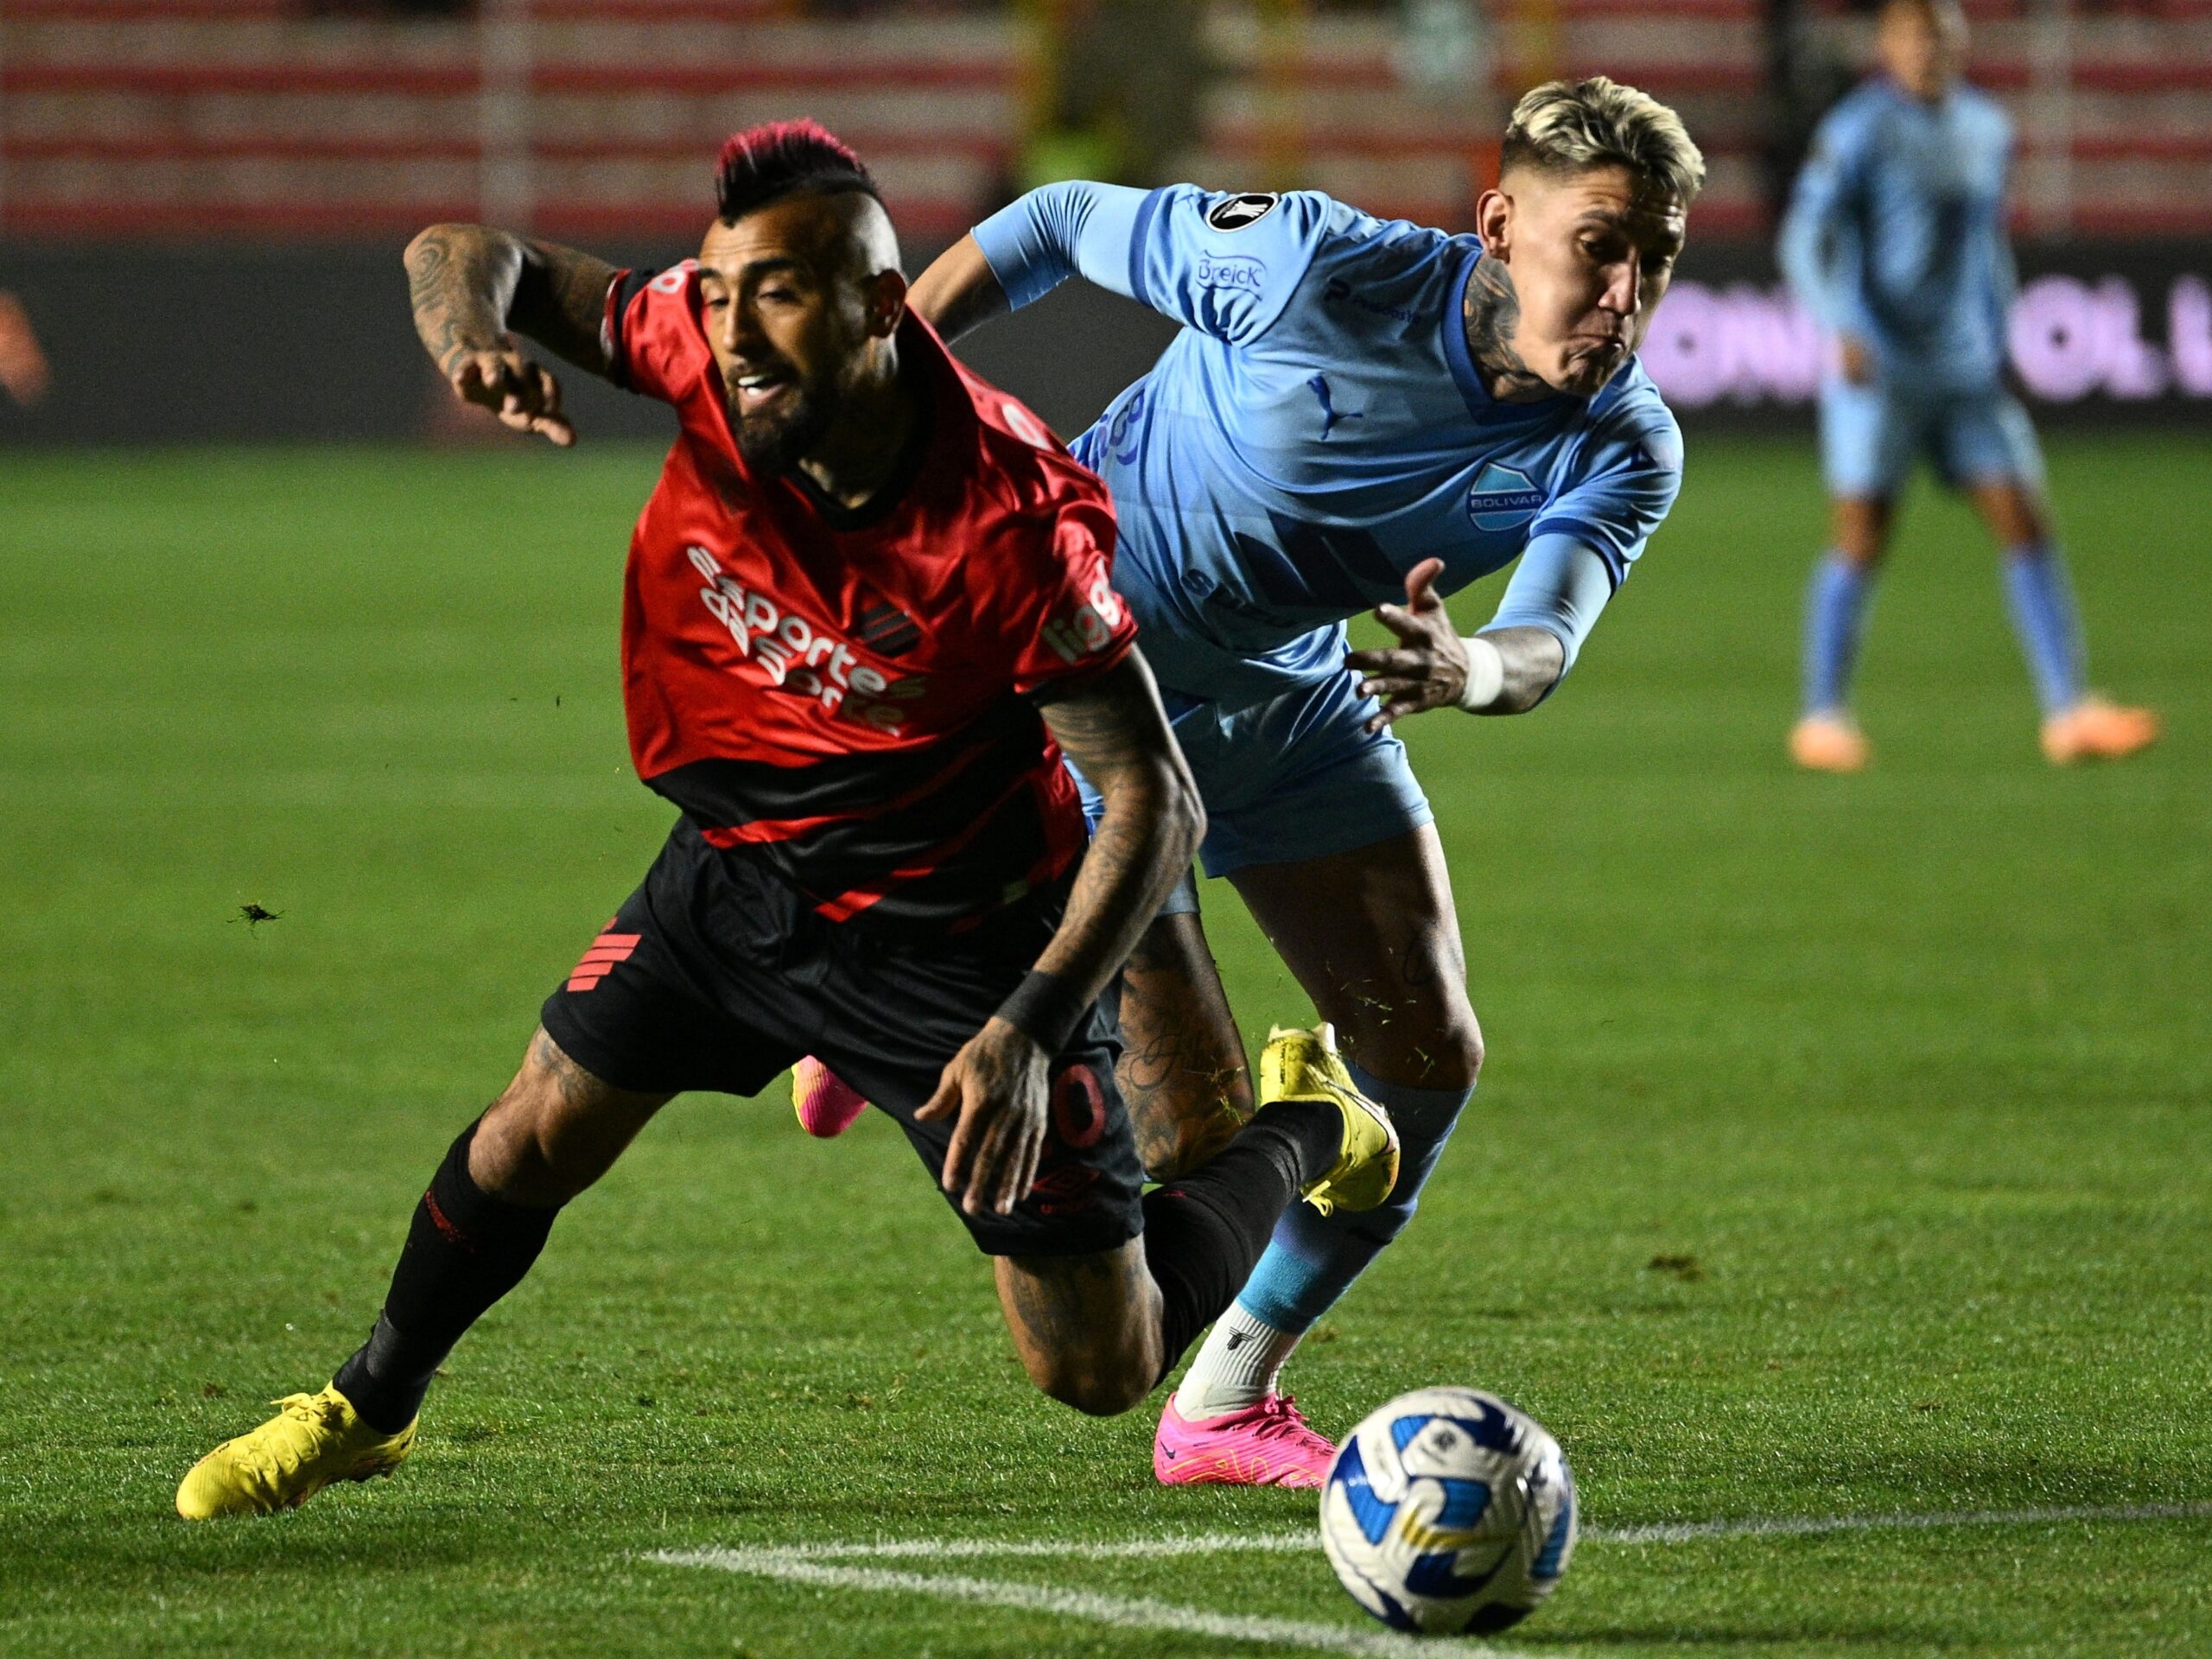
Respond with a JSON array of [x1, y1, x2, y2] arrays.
[[729, 375, 837, 473]]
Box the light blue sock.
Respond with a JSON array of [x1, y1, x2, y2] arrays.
[[1234, 1060, 1472, 1334], [2001, 542, 2087, 715], [1803, 552, 1872, 716]]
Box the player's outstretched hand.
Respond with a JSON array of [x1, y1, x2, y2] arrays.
[[1348, 557, 1470, 731], [917, 1017, 1052, 1217], [447, 346, 575, 447]]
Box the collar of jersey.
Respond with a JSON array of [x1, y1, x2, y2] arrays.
[[758, 312, 956, 533], [1443, 241, 1570, 428]]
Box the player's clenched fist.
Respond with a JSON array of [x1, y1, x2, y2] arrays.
[[446, 346, 576, 447], [918, 1018, 1052, 1217]]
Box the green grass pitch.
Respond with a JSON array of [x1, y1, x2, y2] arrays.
[[2, 435, 2206, 1657]]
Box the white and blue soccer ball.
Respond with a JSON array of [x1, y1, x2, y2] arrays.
[[1319, 1386, 1577, 1636]]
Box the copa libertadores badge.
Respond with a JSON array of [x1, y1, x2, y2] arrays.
[[1205, 192, 1280, 232]]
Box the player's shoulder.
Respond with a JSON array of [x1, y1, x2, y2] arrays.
[[1152, 184, 1356, 241], [940, 345, 1114, 538], [1953, 82, 2013, 141], [1815, 79, 1896, 153], [1582, 359, 1685, 477]]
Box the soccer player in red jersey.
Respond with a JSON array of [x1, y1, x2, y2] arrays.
[[175, 123, 1397, 1519]]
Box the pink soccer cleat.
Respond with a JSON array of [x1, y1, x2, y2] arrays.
[[1154, 1392, 1337, 1488], [791, 1055, 868, 1139]]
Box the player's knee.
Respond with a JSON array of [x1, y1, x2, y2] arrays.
[[1342, 1006, 1483, 1093], [1028, 1352, 1152, 1418], [472, 1031, 663, 1206]]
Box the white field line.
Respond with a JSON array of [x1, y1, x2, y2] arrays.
[[646, 1502, 2212, 1657], [1595, 1499, 2212, 1545], [654, 1499, 2212, 1566], [649, 1548, 1518, 1658]]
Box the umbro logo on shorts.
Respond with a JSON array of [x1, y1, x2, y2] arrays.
[[566, 927, 641, 993]]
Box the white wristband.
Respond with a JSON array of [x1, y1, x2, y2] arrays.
[[1455, 635, 1506, 712]]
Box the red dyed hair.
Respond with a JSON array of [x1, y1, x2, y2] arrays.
[[715, 119, 879, 224]]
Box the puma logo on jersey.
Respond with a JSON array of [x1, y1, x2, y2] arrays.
[[685, 544, 927, 730]]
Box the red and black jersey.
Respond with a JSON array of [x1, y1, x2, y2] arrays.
[[601, 262, 1135, 928]]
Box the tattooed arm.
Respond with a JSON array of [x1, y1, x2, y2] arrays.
[[916, 651, 1204, 1217], [403, 223, 623, 446]]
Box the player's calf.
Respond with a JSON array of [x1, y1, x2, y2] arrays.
[[1116, 912, 1253, 1180]]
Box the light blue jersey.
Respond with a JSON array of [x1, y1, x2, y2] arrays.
[[974, 182, 1685, 715], [1778, 76, 2018, 393]]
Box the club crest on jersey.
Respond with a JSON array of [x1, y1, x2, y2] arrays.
[[1205, 192, 1280, 232], [684, 545, 926, 731], [1465, 463, 1548, 533]]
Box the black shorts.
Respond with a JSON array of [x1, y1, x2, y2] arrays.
[[539, 817, 1146, 1257]]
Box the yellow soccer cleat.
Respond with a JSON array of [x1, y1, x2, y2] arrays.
[[1258, 1023, 1400, 1217], [175, 1385, 416, 1520]]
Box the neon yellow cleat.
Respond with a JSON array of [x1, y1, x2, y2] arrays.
[[1258, 1023, 1400, 1217], [175, 1385, 416, 1520]]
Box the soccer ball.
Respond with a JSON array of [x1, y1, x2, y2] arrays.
[[1319, 1386, 1577, 1635]]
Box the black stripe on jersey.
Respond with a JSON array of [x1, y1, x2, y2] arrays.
[[644, 695, 1045, 835], [607, 268, 662, 393], [853, 600, 923, 658]]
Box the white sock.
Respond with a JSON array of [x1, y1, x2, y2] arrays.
[[1173, 1301, 1303, 1420]]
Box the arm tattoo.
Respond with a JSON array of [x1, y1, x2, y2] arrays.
[[405, 224, 512, 379], [1033, 656, 1202, 1017], [404, 223, 620, 380], [1462, 257, 1551, 403]]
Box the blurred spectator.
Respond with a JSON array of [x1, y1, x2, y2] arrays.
[[0, 295, 52, 407]]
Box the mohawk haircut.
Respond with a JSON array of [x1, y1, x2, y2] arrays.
[[715, 119, 880, 225]]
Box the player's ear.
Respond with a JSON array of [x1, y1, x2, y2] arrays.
[[1475, 186, 1513, 260], [866, 268, 908, 340]]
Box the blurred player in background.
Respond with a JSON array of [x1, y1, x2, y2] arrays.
[[797, 79, 1702, 1488], [0, 292, 52, 406], [175, 123, 1400, 1520], [1779, 0, 2158, 771]]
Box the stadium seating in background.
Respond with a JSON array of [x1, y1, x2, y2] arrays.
[[1183, 0, 2212, 237], [2, 0, 2209, 242], [0, 0, 1019, 241]]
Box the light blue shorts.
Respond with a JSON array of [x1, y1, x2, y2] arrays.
[[1819, 377, 2045, 499], [1071, 668, 1433, 912]]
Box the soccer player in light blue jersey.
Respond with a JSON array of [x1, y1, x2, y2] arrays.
[[888, 78, 1703, 1484], [1779, 0, 2158, 771]]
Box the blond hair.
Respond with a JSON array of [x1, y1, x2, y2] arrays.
[[1502, 77, 1706, 207]]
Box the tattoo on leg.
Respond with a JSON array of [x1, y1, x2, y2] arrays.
[[528, 1028, 599, 1109], [1119, 1024, 1250, 1179], [1004, 1249, 1145, 1354]]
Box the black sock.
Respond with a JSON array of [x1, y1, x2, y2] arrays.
[[1138, 1098, 1335, 1384], [332, 1122, 560, 1433]]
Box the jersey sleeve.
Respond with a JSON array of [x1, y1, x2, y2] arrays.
[[604, 264, 708, 404], [1523, 406, 1683, 597], [973, 181, 1333, 347], [1482, 534, 1621, 672], [1010, 494, 1139, 697], [1777, 107, 1876, 340]]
